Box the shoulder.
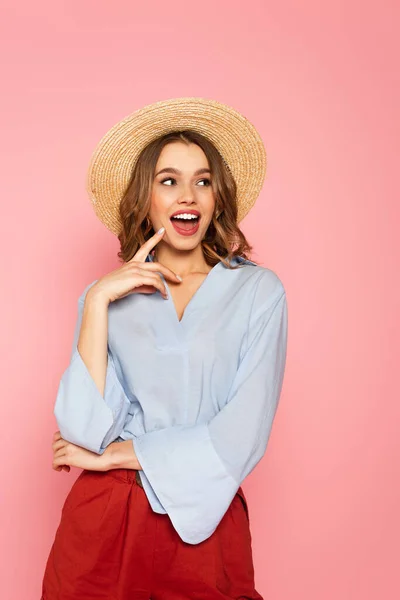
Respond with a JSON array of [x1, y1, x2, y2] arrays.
[[233, 256, 286, 317], [234, 256, 285, 294], [77, 279, 99, 304], [254, 265, 286, 301]]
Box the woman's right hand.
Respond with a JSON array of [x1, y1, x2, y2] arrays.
[[87, 228, 182, 304]]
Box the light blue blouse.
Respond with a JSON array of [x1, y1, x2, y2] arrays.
[[54, 252, 288, 544]]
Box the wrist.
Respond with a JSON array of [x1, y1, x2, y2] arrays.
[[86, 285, 111, 307], [103, 440, 140, 470]]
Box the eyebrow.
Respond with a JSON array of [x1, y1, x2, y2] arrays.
[[155, 167, 211, 177]]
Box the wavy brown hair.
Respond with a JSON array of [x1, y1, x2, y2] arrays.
[[117, 130, 256, 269]]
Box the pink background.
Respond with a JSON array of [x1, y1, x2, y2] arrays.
[[1, 1, 398, 598]]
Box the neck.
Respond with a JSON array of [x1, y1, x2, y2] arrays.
[[153, 244, 212, 276]]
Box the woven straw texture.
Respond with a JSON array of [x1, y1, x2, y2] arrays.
[[87, 97, 267, 236]]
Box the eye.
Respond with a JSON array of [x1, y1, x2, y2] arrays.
[[160, 177, 176, 186], [197, 178, 211, 186]]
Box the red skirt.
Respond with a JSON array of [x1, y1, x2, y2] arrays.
[[41, 468, 263, 599]]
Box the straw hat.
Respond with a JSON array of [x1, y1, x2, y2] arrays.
[[87, 97, 267, 236]]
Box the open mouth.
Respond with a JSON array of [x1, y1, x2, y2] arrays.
[[170, 214, 200, 236]]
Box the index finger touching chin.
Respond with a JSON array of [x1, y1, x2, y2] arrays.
[[131, 227, 165, 263]]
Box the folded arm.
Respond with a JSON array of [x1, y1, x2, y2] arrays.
[[132, 278, 288, 544]]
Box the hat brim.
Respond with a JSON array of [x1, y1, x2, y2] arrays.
[[87, 97, 267, 235]]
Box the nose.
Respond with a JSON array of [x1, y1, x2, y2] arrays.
[[178, 180, 196, 204]]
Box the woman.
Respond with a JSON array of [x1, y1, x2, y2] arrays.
[[41, 97, 288, 600]]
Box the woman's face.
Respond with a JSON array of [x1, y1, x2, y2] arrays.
[[149, 141, 216, 251]]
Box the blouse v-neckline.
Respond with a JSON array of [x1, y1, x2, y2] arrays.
[[146, 254, 223, 327]]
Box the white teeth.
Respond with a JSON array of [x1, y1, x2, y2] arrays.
[[172, 213, 198, 220]]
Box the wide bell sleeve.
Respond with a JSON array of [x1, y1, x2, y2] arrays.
[[54, 281, 131, 455], [132, 282, 288, 544]]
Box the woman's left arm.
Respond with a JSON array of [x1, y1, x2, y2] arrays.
[[130, 280, 288, 544]]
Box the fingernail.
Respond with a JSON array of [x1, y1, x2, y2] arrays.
[[157, 227, 165, 234], [176, 274, 183, 281]]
